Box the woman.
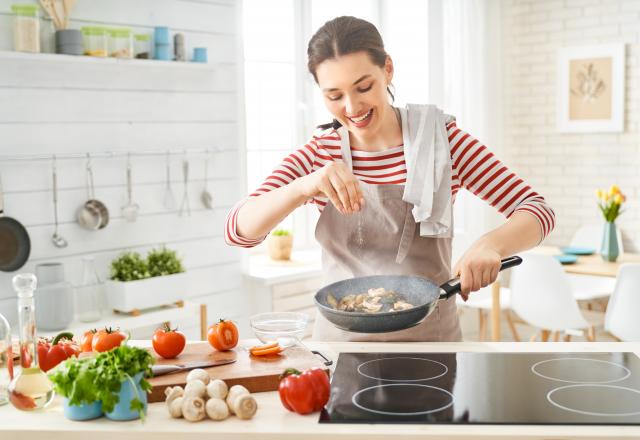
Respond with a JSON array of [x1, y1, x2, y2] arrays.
[[225, 16, 555, 342]]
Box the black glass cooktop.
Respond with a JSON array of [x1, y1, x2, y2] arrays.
[[319, 352, 640, 425]]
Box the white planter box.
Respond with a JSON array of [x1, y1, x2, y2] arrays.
[[105, 272, 188, 313]]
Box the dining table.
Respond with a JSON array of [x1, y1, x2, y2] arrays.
[[488, 246, 640, 341]]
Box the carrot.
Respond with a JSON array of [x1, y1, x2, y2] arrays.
[[250, 345, 283, 356], [249, 342, 279, 353]]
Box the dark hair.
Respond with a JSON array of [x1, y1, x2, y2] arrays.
[[307, 16, 394, 130]]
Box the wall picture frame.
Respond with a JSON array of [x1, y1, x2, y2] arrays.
[[557, 43, 625, 133]]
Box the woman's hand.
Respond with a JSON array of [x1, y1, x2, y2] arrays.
[[452, 244, 502, 301], [298, 162, 365, 214]]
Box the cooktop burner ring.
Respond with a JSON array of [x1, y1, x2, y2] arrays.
[[547, 384, 640, 417], [352, 383, 454, 416], [357, 357, 448, 382], [531, 357, 631, 384]]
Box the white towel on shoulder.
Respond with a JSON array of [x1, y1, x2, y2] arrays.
[[398, 104, 454, 237]]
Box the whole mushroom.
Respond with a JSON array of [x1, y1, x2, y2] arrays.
[[207, 379, 228, 400], [186, 368, 210, 385], [182, 396, 206, 422], [184, 380, 207, 398], [205, 398, 230, 421], [164, 386, 185, 418]]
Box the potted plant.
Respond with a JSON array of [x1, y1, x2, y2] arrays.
[[267, 229, 293, 261], [48, 344, 154, 422], [49, 357, 103, 421], [106, 248, 187, 313], [596, 185, 626, 262]]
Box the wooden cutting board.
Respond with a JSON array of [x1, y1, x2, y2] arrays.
[[147, 342, 330, 403]]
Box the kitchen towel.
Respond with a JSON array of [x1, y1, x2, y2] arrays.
[[398, 104, 454, 238]]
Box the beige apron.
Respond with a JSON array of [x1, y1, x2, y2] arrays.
[[312, 127, 462, 342]]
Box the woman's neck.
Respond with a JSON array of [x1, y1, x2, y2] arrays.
[[348, 105, 403, 151]]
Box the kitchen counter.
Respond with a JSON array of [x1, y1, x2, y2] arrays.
[[3, 341, 640, 439]]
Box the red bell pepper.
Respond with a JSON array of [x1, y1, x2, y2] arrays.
[[37, 332, 80, 372], [278, 367, 330, 415]]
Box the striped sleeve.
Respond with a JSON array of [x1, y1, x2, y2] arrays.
[[447, 122, 556, 241], [224, 130, 336, 248]]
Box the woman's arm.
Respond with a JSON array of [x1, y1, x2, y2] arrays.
[[447, 123, 556, 296], [225, 133, 364, 246]]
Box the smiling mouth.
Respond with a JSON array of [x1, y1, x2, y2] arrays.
[[347, 109, 373, 124]]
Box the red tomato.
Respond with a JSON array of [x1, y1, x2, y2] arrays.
[[92, 327, 127, 352], [80, 329, 96, 352], [152, 324, 186, 359], [207, 319, 239, 351], [278, 367, 330, 415]]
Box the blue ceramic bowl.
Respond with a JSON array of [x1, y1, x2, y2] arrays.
[[63, 398, 103, 421], [105, 372, 148, 421], [554, 254, 579, 265], [559, 246, 596, 256]]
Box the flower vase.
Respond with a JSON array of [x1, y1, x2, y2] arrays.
[[600, 221, 619, 262]]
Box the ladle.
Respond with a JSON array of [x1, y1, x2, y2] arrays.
[[51, 156, 68, 248], [121, 154, 140, 222], [163, 151, 177, 211], [201, 150, 213, 210]]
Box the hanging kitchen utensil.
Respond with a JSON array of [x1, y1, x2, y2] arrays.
[[0, 173, 31, 272], [314, 256, 523, 333], [39, 0, 62, 30], [178, 156, 191, 217], [51, 156, 67, 248], [76, 154, 109, 230], [200, 149, 213, 210], [163, 151, 177, 211], [121, 153, 140, 222]]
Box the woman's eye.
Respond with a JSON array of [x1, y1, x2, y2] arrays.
[[357, 84, 373, 93], [327, 95, 342, 101]]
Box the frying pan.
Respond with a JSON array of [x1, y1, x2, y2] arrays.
[[0, 174, 31, 272], [314, 256, 522, 333]]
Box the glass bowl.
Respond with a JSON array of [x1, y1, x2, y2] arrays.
[[249, 311, 309, 346]]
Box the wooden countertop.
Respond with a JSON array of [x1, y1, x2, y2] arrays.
[[2, 341, 640, 439]]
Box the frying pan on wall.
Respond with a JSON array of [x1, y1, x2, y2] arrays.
[[0, 174, 31, 272], [314, 256, 522, 333]]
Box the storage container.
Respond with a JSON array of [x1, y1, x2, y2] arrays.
[[134, 33, 152, 59], [108, 28, 133, 58], [11, 4, 40, 53], [81, 26, 107, 57]]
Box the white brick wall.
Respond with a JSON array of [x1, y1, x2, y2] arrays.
[[502, 0, 640, 251]]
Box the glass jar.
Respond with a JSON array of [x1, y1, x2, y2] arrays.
[[11, 4, 40, 53], [108, 28, 133, 59], [0, 312, 10, 406], [8, 274, 55, 411], [75, 257, 103, 322], [134, 33, 152, 59], [81, 26, 108, 57]]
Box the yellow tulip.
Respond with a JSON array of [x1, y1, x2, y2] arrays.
[[610, 185, 620, 195], [614, 193, 623, 204], [596, 189, 603, 200]]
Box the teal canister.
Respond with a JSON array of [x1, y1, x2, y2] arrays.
[[35, 263, 74, 330]]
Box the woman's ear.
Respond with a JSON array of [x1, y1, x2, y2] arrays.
[[385, 56, 394, 84]]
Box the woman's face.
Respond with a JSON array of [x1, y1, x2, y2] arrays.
[[316, 51, 393, 139]]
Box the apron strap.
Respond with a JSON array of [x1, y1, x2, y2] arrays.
[[338, 124, 415, 264]]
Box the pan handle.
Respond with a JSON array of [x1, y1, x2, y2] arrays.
[[439, 256, 523, 299]]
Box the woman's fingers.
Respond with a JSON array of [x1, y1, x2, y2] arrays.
[[320, 179, 346, 214], [336, 166, 364, 212], [328, 173, 353, 213]]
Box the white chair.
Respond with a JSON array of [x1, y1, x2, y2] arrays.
[[604, 264, 640, 341], [567, 224, 622, 306], [510, 253, 603, 342], [456, 286, 520, 341]]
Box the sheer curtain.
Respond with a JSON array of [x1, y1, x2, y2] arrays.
[[438, 0, 504, 260]]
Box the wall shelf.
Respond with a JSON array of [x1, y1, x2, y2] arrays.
[[0, 50, 218, 69]]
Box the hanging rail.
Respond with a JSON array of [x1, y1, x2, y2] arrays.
[[0, 146, 233, 162]]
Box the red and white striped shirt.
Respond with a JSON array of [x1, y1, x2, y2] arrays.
[[225, 121, 555, 247]]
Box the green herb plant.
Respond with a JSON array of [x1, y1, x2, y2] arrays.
[[271, 229, 291, 236], [109, 248, 185, 281], [109, 252, 150, 282], [146, 247, 185, 277], [49, 345, 155, 422]]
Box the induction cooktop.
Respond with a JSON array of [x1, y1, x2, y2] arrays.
[[319, 352, 640, 425]]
